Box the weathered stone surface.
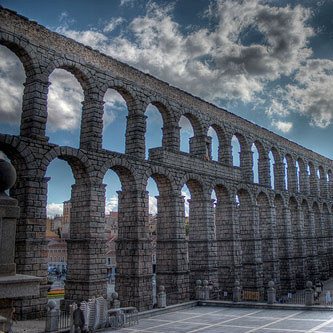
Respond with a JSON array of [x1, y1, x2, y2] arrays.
[[0, 5, 333, 318]]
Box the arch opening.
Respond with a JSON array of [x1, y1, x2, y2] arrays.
[[103, 89, 128, 153], [296, 161, 300, 192], [145, 104, 163, 159], [0, 45, 25, 135], [208, 126, 219, 161], [45, 158, 75, 294], [283, 157, 288, 190], [269, 151, 275, 189], [232, 135, 241, 167], [251, 143, 259, 184], [179, 116, 194, 153], [47, 69, 84, 148]]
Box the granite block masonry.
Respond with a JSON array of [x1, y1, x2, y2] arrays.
[[1, 5, 333, 318]]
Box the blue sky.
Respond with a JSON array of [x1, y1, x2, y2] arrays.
[[1, 0, 333, 216]]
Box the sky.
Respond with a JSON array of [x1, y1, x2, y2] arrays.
[[1, 0, 333, 217]]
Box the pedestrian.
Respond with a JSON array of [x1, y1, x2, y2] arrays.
[[6, 307, 16, 333], [315, 281, 322, 300], [73, 303, 85, 333]]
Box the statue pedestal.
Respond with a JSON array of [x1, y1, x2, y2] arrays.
[[0, 274, 41, 299], [0, 159, 42, 330]]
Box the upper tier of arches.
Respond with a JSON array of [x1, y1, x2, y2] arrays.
[[1, 20, 333, 200]]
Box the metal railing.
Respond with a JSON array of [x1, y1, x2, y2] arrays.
[[58, 310, 71, 331], [278, 291, 305, 305]]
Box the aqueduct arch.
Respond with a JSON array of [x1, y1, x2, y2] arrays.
[[1, 6, 333, 318]]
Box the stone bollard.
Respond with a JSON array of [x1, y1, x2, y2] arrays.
[[305, 281, 314, 306], [111, 292, 121, 309], [202, 280, 210, 300], [267, 281, 276, 305], [45, 300, 59, 333], [233, 280, 241, 302], [157, 285, 166, 308], [195, 280, 202, 300]]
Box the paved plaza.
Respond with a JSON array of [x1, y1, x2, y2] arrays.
[[101, 306, 333, 333]]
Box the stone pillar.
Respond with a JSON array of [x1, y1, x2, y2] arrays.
[[219, 141, 233, 166], [299, 167, 310, 195], [258, 155, 270, 187], [309, 173, 319, 196], [328, 175, 333, 199], [10, 175, 49, 319], [215, 200, 240, 293], [305, 281, 314, 306], [307, 211, 319, 283], [188, 198, 218, 296], [292, 207, 308, 289], [195, 280, 202, 300], [157, 285, 166, 308], [240, 149, 253, 182], [189, 135, 212, 160], [156, 194, 189, 305], [233, 281, 241, 302], [327, 214, 333, 275], [287, 164, 298, 193], [201, 280, 210, 300], [64, 182, 107, 307], [115, 190, 153, 311], [258, 204, 280, 293], [125, 113, 147, 159], [274, 162, 286, 191], [20, 77, 50, 140], [239, 200, 263, 292], [267, 281, 276, 305], [45, 301, 59, 333], [277, 207, 295, 293], [162, 123, 180, 151], [315, 212, 329, 280], [80, 99, 104, 150], [320, 174, 329, 199]]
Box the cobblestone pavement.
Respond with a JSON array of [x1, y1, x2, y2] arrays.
[[103, 306, 333, 333]]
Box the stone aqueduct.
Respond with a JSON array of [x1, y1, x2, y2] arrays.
[[1, 6, 333, 318]]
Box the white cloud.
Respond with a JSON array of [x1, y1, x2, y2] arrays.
[[47, 69, 84, 132], [47, 203, 63, 217], [103, 17, 125, 33], [55, 0, 314, 109], [0, 46, 25, 125], [105, 195, 118, 213], [182, 190, 191, 217], [103, 89, 127, 130], [105, 194, 158, 215], [2, 0, 331, 134], [179, 116, 194, 134], [120, 0, 135, 7], [281, 59, 333, 128], [272, 120, 293, 133], [149, 196, 157, 215], [266, 99, 289, 118]]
